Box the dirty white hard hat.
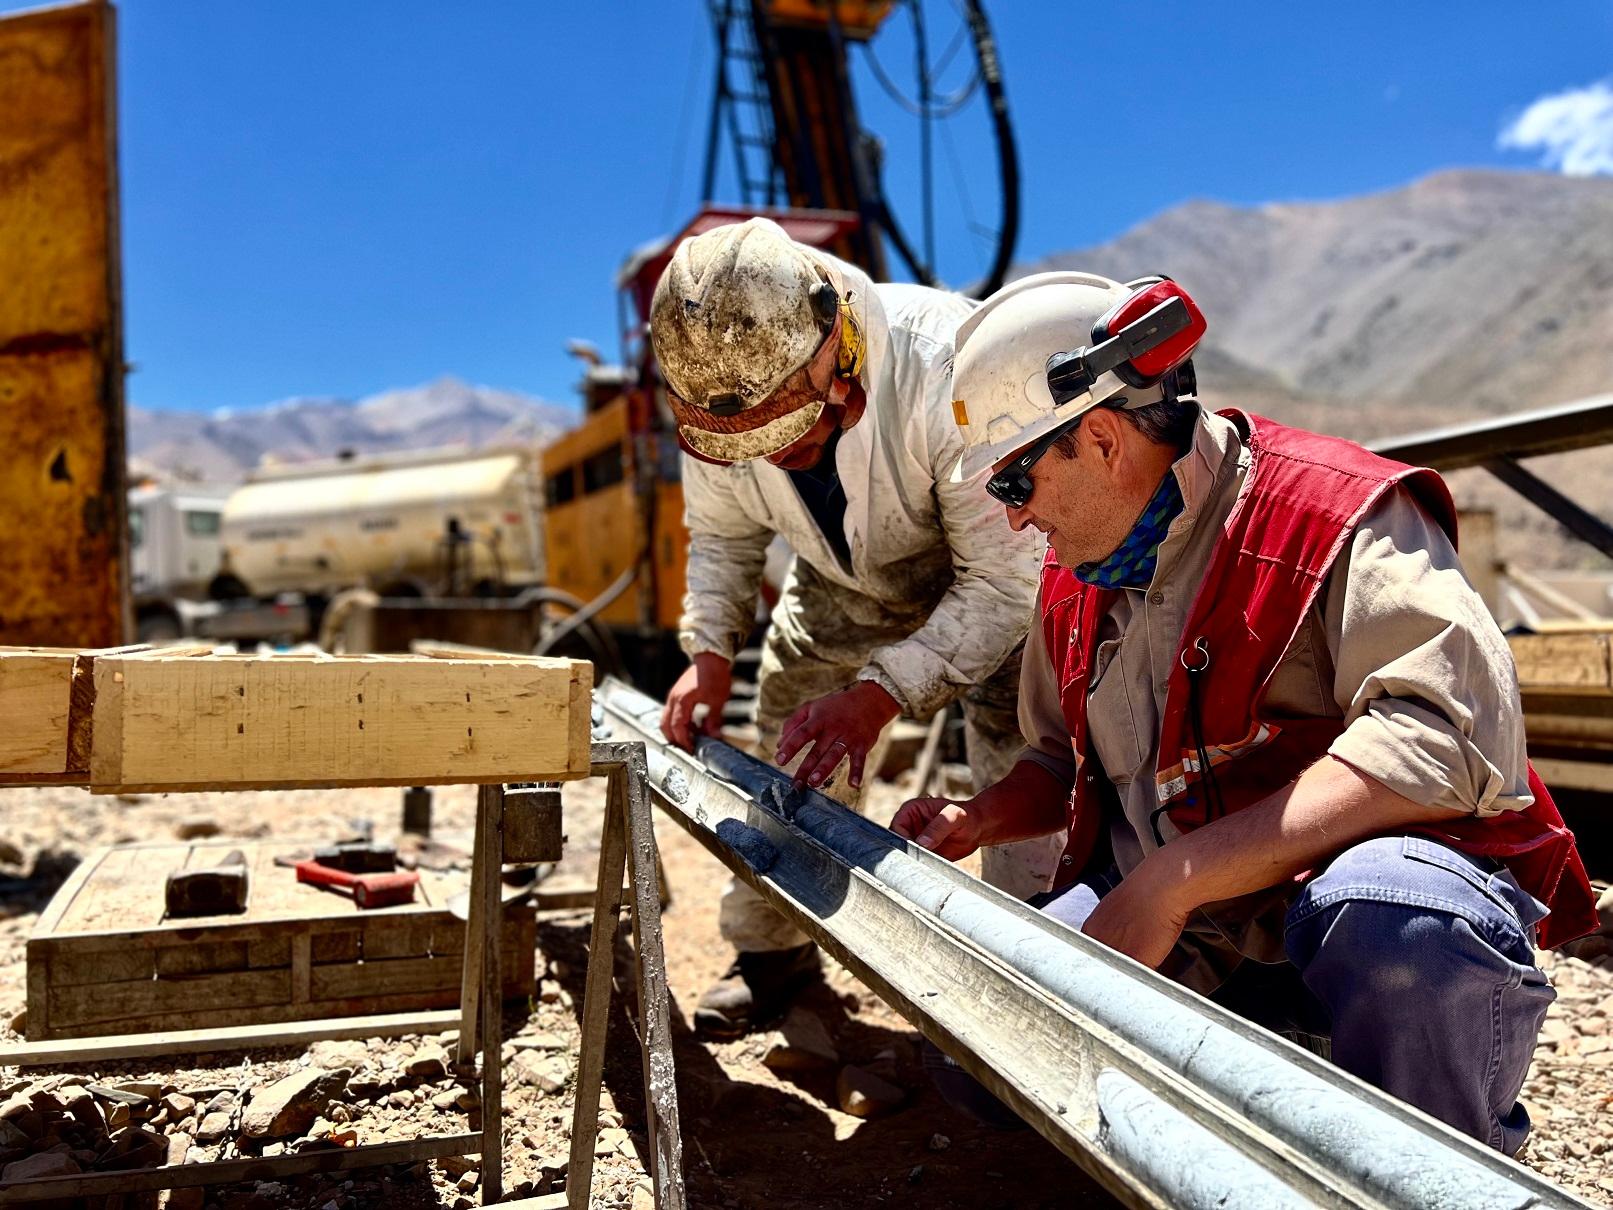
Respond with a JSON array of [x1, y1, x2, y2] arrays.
[[949, 271, 1173, 482], [650, 217, 843, 464]]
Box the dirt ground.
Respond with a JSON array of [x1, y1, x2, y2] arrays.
[[0, 773, 1608, 1208]]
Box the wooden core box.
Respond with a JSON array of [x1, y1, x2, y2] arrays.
[[26, 840, 537, 1042]]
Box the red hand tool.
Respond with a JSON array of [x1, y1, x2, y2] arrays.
[[292, 859, 419, 909]]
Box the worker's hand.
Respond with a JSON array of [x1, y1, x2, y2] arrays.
[[1079, 864, 1192, 971], [776, 680, 902, 792], [889, 796, 982, 861], [661, 652, 733, 751]]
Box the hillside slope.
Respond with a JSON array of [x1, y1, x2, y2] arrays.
[[1017, 169, 1613, 429]]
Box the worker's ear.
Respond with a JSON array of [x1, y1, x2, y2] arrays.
[[1083, 406, 1127, 471], [829, 377, 867, 430]]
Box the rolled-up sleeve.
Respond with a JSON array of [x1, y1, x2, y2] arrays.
[[678, 457, 774, 663], [1323, 487, 1531, 818]]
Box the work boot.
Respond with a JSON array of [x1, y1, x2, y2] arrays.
[[694, 943, 821, 1039]]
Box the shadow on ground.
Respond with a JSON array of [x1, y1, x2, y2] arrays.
[[543, 918, 1109, 1210]]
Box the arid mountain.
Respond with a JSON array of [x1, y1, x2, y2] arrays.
[[1016, 168, 1613, 432], [128, 376, 574, 483], [1014, 169, 1613, 568]]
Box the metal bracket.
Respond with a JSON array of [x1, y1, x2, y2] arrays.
[[1369, 393, 1613, 561], [1484, 456, 1613, 560]]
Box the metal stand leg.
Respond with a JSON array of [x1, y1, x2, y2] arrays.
[[457, 826, 487, 1066], [567, 743, 686, 1210]]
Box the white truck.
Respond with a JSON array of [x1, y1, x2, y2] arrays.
[[127, 483, 232, 641], [129, 448, 546, 647], [214, 446, 543, 602]]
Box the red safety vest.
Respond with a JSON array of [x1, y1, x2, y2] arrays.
[[1042, 410, 1597, 949]]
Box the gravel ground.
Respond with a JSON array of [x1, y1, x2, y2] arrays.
[[1521, 946, 1613, 1204], [0, 777, 1607, 1207]]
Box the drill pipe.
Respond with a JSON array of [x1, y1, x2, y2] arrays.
[[594, 678, 1585, 1210]]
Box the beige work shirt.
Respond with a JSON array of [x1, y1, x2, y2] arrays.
[[1017, 410, 1531, 992]]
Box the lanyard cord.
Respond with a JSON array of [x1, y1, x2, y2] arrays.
[[1186, 657, 1226, 823], [1148, 636, 1222, 846]]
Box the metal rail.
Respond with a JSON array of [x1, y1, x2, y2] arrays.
[[1483, 457, 1613, 560], [593, 679, 1588, 1210], [1368, 392, 1613, 470], [1369, 392, 1613, 559]]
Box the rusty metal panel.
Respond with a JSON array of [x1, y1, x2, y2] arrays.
[[0, 1, 127, 646]]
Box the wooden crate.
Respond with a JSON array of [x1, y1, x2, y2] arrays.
[[1510, 631, 1613, 693], [26, 840, 538, 1041]]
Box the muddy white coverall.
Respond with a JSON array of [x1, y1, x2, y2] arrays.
[[677, 258, 1054, 951]]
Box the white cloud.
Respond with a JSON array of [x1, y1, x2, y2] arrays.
[[1499, 79, 1613, 176]]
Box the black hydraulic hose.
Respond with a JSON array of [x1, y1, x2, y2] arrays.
[[862, 17, 977, 116], [875, 188, 939, 286], [962, 0, 1019, 297], [873, 0, 1017, 293], [533, 568, 634, 657], [522, 583, 627, 680], [913, 0, 936, 274]]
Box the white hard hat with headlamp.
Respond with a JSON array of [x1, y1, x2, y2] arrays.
[[948, 271, 1207, 497]]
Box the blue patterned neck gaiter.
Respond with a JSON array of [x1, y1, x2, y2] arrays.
[[1074, 471, 1186, 589]]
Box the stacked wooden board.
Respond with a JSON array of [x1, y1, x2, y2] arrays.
[[26, 840, 537, 1041], [1509, 628, 1613, 792], [0, 645, 593, 791]]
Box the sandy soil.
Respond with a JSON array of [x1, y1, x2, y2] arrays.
[[0, 774, 1607, 1208]]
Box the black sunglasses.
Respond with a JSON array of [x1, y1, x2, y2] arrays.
[[985, 418, 1081, 509]]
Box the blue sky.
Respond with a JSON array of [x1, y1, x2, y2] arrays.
[[7, 0, 1610, 413]]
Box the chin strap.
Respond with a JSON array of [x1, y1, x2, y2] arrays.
[[834, 294, 865, 381]]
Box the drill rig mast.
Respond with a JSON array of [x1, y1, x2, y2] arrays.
[[703, 0, 1019, 293]]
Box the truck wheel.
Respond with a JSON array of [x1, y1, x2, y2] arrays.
[[137, 610, 182, 643], [208, 573, 250, 601]]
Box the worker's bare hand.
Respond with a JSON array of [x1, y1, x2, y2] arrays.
[[889, 796, 982, 861], [776, 680, 901, 792], [661, 652, 733, 751], [1079, 867, 1191, 971]]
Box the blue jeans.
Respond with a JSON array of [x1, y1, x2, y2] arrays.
[[924, 834, 1554, 1154]]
